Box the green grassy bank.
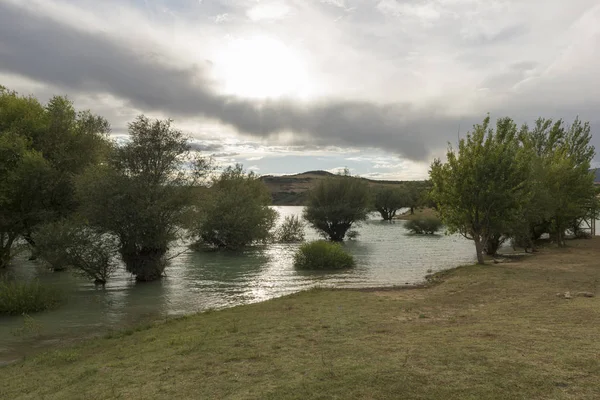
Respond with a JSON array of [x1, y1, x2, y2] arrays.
[[2, 239, 600, 399]]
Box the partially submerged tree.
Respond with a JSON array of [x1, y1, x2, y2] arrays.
[[303, 170, 370, 241], [275, 215, 305, 243], [0, 88, 111, 260], [77, 116, 209, 281], [430, 116, 527, 264], [35, 219, 119, 284], [513, 117, 596, 247], [405, 218, 442, 235], [374, 187, 406, 221], [198, 165, 277, 249], [0, 133, 53, 268]]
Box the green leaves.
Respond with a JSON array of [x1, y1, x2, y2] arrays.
[[198, 164, 277, 249], [303, 172, 370, 241], [430, 114, 597, 261]]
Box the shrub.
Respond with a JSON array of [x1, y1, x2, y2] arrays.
[[0, 279, 64, 315], [36, 220, 119, 284], [275, 215, 305, 243], [405, 218, 442, 235], [199, 165, 277, 249], [293, 241, 355, 270]]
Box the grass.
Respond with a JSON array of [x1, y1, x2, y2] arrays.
[[2, 239, 600, 399], [0, 279, 64, 316]]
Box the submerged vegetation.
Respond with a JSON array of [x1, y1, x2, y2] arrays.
[[303, 169, 371, 241], [0, 278, 64, 316], [405, 218, 442, 235], [274, 215, 306, 243], [198, 164, 277, 250], [293, 240, 355, 270]]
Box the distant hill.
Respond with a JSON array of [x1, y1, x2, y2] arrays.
[[261, 170, 427, 205], [594, 169, 600, 184]]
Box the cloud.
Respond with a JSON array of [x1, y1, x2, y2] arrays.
[[247, 2, 291, 21], [0, 0, 599, 167]]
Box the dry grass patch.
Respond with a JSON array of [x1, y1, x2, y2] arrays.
[[2, 239, 600, 399]]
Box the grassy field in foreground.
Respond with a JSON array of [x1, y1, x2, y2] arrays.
[[2, 240, 600, 399]]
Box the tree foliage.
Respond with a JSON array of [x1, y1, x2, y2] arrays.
[[275, 215, 305, 243], [374, 187, 406, 221], [303, 170, 370, 241], [35, 219, 119, 283], [77, 116, 209, 281], [430, 114, 597, 262], [405, 218, 442, 235], [0, 88, 110, 266], [430, 116, 527, 264], [198, 165, 277, 249], [293, 240, 355, 270]]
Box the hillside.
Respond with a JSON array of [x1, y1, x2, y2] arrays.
[[261, 170, 426, 205]]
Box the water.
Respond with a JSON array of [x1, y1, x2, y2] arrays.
[[0, 206, 476, 363]]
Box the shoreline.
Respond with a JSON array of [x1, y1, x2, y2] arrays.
[[2, 238, 600, 398]]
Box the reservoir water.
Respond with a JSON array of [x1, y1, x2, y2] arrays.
[[0, 206, 477, 362]]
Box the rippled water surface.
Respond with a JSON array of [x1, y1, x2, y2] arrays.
[[1, 206, 479, 362]]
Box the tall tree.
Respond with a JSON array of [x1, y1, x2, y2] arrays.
[[517, 118, 596, 246], [303, 170, 370, 241], [77, 116, 209, 281], [0, 88, 111, 258], [430, 116, 527, 264]]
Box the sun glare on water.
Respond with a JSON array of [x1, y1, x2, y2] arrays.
[[213, 35, 315, 100]]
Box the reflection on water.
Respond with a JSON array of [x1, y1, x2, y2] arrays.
[[0, 206, 477, 362]]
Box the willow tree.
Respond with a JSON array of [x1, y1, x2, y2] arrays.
[[303, 170, 370, 241], [430, 116, 527, 264], [198, 164, 277, 249], [516, 117, 596, 246], [373, 187, 406, 221], [77, 116, 210, 281], [0, 87, 111, 260]]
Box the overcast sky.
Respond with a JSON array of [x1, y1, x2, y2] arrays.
[[1, 0, 599, 179]]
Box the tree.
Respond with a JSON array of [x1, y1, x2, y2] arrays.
[[198, 164, 277, 249], [77, 116, 209, 281], [0, 88, 111, 257], [275, 215, 305, 243], [0, 133, 53, 268], [515, 118, 596, 247], [35, 219, 119, 284], [430, 116, 527, 264], [303, 170, 370, 241], [374, 187, 406, 221]]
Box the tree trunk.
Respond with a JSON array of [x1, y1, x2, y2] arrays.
[[0, 233, 16, 269], [474, 236, 485, 265]]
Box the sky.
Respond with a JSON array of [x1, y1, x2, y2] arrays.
[[1, 0, 599, 179]]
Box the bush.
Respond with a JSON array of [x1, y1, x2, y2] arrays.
[[303, 170, 370, 241], [275, 215, 305, 243], [293, 241, 355, 270], [0, 279, 64, 315], [199, 165, 277, 249], [405, 218, 442, 235], [36, 220, 119, 284]]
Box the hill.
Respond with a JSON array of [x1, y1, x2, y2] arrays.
[[260, 170, 427, 205]]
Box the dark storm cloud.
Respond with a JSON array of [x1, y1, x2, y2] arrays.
[[0, 2, 456, 161], [1, 2, 598, 161]]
